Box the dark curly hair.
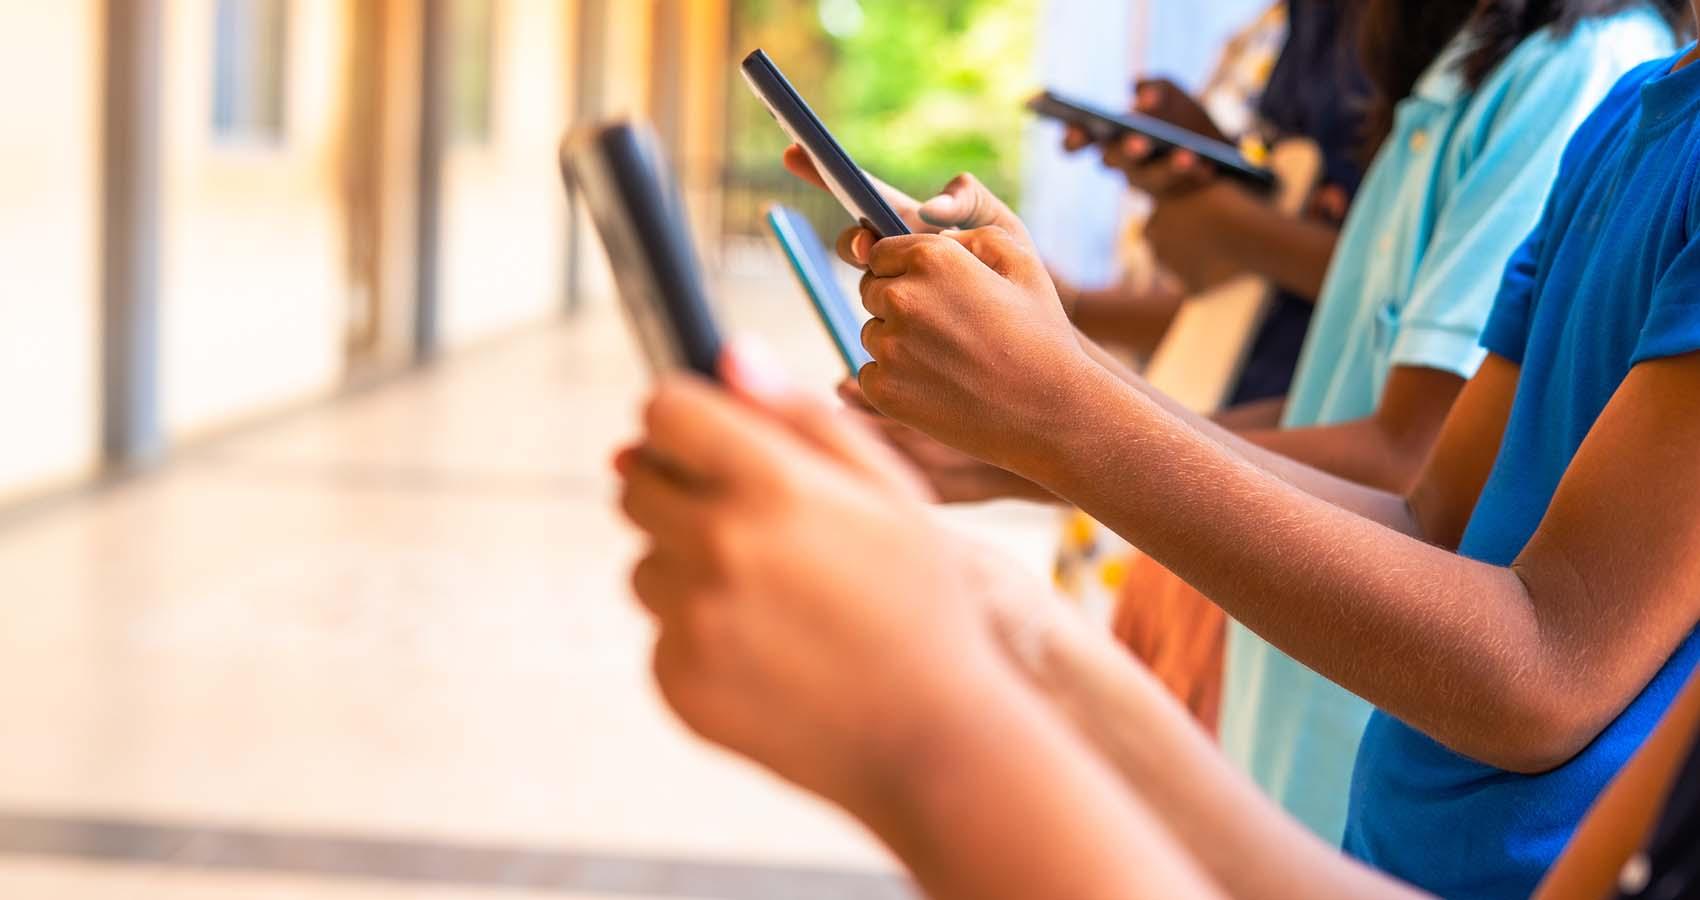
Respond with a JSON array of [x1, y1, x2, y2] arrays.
[[1359, 0, 1694, 156]]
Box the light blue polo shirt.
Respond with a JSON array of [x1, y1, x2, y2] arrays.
[[1217, 7, 1676, 844]]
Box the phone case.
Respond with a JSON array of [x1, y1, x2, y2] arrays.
[[741, 49, 911, 238], [1028, 90, 1276, 192], [766, 205, 873, 375], [561, 122, 724, 380]]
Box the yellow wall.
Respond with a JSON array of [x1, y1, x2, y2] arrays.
[[0, 0, 103, 501], [159, 0, 351, 437]]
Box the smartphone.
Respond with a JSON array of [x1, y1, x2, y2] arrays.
[[560, 121, 723, 380], [1027, 89, 1276, 193], [741, 49, 910, 239], [766, 205, 873, 375]]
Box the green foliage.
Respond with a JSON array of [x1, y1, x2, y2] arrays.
[[731, 0, 1038, 203]]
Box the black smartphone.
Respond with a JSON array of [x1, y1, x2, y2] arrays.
[[1028, 89, 1276, 193], [741, 49, 910, 238], [560, 121, 723, 380], [765, 205, 872, 375]]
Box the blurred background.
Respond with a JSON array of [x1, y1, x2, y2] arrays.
[[0, 0, 1265, 897]]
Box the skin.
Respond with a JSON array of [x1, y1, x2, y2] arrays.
[[619, 346, 1226, 900], [614, 14, 1700, 900], [854, 216, 1700, 772], [787, 150, 1454, 500], [620, 348, 1700, 900], [1055, 269, 1188, 358], [1059, 80, 1341, 300]]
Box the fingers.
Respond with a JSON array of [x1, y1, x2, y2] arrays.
[[785, 144, 926, 231], [782, 145, 829, 192], [1062, 125, 1092, 153], [865, 233, 959, 278], [1105, 138, 1215, 196], [916, 173, 1035, 250], [1134, 81, 1166, 113], [720, 340, 928, 500], [836, 226, 875, 268], [943, 227, 1046, 291], [640, 376, 787, 494], [918, 172, 997, 229], [620, 454, 715, 546], [837, 378, 878, 414]]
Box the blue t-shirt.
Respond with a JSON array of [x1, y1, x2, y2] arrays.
[[1345, 49, 1700, 899]]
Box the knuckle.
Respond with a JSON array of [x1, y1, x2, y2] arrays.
[[699, 520, 745, 575], [859, 317, 880, 351], [681, 600, 732, 656]]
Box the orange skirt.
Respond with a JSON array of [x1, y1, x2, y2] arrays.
[[1110, 553, 1227, 735]]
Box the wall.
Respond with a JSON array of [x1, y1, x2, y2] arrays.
[[436, 0, 572, 347], [0, 0, 104, 501], [159, 0, 350, 438]]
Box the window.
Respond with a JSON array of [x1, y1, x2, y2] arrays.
[[212, 0, 289, 141], [450, 0, 497, 144]]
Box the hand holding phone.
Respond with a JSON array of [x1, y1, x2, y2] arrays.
[[561, 121, 724, 380], [742, 49, 910, 238], [1032, 89, 1274, 193]]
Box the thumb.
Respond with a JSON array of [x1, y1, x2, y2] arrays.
[[917, 174, 1035, 250], [720, 338, 933, 501]]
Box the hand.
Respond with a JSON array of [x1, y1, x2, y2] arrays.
[[1060, 81, 1221, 200], [617, 341, 1052, 809], [1130, 79, 1225, 141], [1145, 181, 1258, 293], [856, 228, 1096, 475], [782, 145, 1038, 269], [837, 380, 1055, 505]]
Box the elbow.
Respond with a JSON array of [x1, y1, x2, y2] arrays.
[[1464, 687, 1607, 775]]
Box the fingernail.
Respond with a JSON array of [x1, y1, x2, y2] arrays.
[[918, 195, 955, 227], [722, 335, 790, 400], [854, 231, 873, 262]]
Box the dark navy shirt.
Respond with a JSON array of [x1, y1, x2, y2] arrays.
[[1230, 0, 1370, 405]]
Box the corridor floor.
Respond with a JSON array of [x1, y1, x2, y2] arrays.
[[0, 274, 1059, 899]]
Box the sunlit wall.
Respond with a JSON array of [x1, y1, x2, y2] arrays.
[[0, 0, 103, 501]]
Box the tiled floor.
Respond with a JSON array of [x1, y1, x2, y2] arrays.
[[0, 272, 1061, 898]]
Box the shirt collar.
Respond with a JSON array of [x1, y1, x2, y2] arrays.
[[1411, 33, 1473, 104]]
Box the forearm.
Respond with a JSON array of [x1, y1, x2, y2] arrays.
[[856, 665, 1224, 900], [1241, 418, 1428, 495], [1019, 363, 1574, 771], [1070, 283, 1184, 358], [1078, 339, 1419, 537], [1010, 612, 1429, 900], [1148, 187, 1337, 299], [1211, 396, 1286, 431]]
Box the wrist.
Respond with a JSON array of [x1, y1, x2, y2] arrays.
[[1007, 354, 1152, 493], [838, 646, 1032, 824]]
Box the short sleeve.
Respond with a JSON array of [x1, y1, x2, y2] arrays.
[[1633, 217, 1700, 365], [1391, 30, 1642, 377], [1478, 221, 1547, 364]]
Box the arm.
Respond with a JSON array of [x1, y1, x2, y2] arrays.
[[1019, 351, 1700, 771], [1075, 336, 1424, 537], [1145, 181, 1340, 298], [1005, 608, 1431, 900], [1212, 396, 1287, 431], [1063, 274, 1187, 358], [623, 355, 1223, 900], [1535, 667, 1700, 900], [861, 229, 1700, 771], [1240, 366, 1467, 494], [860, 663, 1230, 900]]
